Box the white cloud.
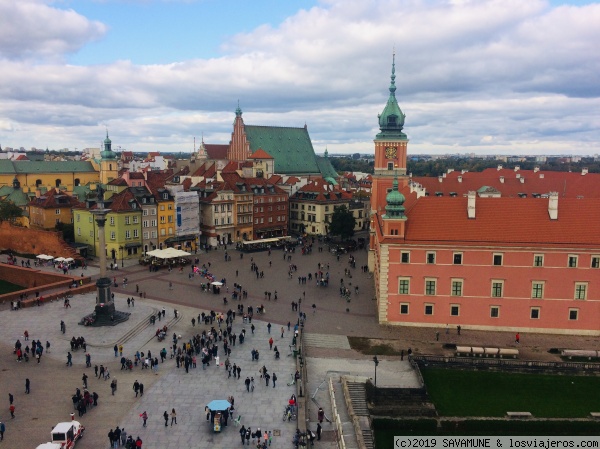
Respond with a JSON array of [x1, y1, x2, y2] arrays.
[[0, 0, 107, 60], [0, 0, 599, 155]]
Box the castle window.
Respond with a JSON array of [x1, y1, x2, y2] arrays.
[[591, 256, 599, 269], [401, 251, 410, 263], [490, 306, 499, 318], [424, 304, 434, 315], [530, 307, 540, 319], [400, 303, 409, 315], [36, 179, 42, 187], [533, 254, 544, 267], [74, 178, 80, 186], [55, 179, 61, 188], [569, 309, 579, 321], [491, 280, 504, 298], [398, 278, 410, 294], [450, 305, 460, 316]]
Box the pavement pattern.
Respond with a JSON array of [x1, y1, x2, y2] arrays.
[[1, 238, 598, 448]]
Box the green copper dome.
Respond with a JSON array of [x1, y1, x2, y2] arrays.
[[384, 175, 406, 219], [100, 131, 117, 160], [377, 54, 407, 139]]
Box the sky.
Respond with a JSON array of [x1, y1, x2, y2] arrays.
[[0, 0, 599, 156]]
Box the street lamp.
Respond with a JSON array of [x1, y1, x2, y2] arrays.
[[119, 245, 124, 267], [373, 356, 379, 386]]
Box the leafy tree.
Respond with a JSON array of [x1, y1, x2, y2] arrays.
[[329, 205, 356, 240], [55, 222, 75, 242], [0, 201, 23, 223]]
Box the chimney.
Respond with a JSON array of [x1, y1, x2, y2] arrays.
[[467, 191, 476, 219], [516, 173, 520, 179], [461, 169, 468, 174], [443, 173, 447, 178], [458, 176, 463, 183], [582, 167, 588, 175], [539, 173, 544, 179], [447, 168, 454, 174], [497, 165, 503, 171], [514, 165, 520, 172], [499, 176, 504, 183], [520, 177, 525, 184], [534, 166, 540, 173], [438, 176, 443, 183], [548, 192, 558, 220]]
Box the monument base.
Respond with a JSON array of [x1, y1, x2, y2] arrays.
[[79, 277, 131, 326]]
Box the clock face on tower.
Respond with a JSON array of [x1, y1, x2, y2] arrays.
[[385, 146, 398, 159]]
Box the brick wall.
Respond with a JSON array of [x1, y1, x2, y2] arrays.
[[0, 221, 82, 260]]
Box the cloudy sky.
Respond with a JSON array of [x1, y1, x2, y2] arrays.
[[0, 0, 599, 156]]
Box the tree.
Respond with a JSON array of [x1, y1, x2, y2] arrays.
[[329, 205, 356, 240], [0, 201, 23, 223], [55, 222, 75, 242]]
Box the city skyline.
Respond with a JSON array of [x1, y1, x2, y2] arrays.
[[0, 0, 599, 155]]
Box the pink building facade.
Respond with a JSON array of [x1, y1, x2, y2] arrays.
[[370, 60, 600, 336]]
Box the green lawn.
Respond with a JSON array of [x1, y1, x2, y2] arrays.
[[421, 368, 600, 418], [0, 279, 24, 295]]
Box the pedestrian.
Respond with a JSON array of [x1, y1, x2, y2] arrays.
[[9, 404, 15, 419], [170, 408, 177, 426], [267, 323, 271, 334], [163, 410, 169, 427], [445, 324, 449, 334], [280, 326, 284, 338], [133, 380, 140, 397], [141, 411, 148, 427], [318, 407, 324, 423], [436, 331, 439, 341], [239, 425, 247, 444], [515, 333, 520, 344], [66, 352, 72, 367], [119, 344, 123, 356], [0, 421, 5, 441], [269, 337, 273, 350], [139, 383, 144, 396], [121, 429, 128, 446], [457, 325, 461, 335], [316, 423, 322, 440], [82, 373, 88, 389], [25, 378, 30, 394], [111, 379, 117, 395], [8, 393, 13, 405], [251, 324, 255, 334], [114, 344, 118, 357], [245, 377, 251, 392], [272, 373, 277, 388]]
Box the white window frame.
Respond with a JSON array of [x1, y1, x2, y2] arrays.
[[490, 306, 499, 318], [424, 303, 434, 316], [568, 308, 579, 321], [530, 307, 540, 320], [575, 282, 588, 300], [493, 253, 503, 266], [453, 252, 463, 265], [424, 278, 437, 296], [398, 277, 410, 295], [451, 279, 463, 297], [400, 303, 409, 315], [533, 254, 544, 267], [568, 254, 578, 268], [531, 281, 544, 299], [450, 304, 460, 317], [491, 280, 504, 298]]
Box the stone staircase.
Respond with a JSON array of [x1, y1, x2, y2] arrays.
[[303, 333, 351, 350], [345, 381, 375, 449]]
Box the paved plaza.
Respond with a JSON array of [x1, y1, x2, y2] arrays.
[[1, 240, 599, 448]]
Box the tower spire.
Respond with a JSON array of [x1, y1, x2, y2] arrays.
[[390, 49, 396, 97]]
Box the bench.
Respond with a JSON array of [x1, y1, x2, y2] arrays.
[[590, 413, 600, 418], [499, 348, 519, 359], [507, 412, 532, 418]]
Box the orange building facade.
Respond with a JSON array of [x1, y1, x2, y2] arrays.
[[370, 59, 600, 335]]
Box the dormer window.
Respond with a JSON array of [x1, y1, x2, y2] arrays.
[[163, 193, 168, 199], [387, 116, 397, 126]]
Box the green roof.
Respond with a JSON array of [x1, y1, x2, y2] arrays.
[[244, 125, 321, 175], [316, 156, 339, 184], [0, 160, 96, 174], [0, 187, 30, 207]]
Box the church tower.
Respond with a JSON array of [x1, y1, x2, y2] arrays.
[[99, 131, 118, 185], [228, 103, 251, 162], [370, 54, 409, 216]]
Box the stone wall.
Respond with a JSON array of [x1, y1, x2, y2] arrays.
[[0, 221, 82, 260]]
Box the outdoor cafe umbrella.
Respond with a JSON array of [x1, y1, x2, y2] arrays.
[[64, 257, 74, 262], [210, 281, 223, 286], [206, 400, 231, 411], [54, 257, 65, 262]]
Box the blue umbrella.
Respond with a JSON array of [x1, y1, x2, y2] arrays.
[[206, 400, 231, 411]]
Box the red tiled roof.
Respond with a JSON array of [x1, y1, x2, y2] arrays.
[[221, 161, 240, 173], [249, 148, 273, 159], [412, 169, 600, 198], [403, 196, 600, 248], [130, 172, 145, 179], [205, 144, 228, 159], [108, 178, 128, 186], [106, 189, 139, 212], [28, 189, 84, 209]]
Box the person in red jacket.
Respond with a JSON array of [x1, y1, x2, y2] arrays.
[[136, 436, 143, 448]]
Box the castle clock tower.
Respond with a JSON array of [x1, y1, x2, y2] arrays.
[[370, 54, 409, 216]]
